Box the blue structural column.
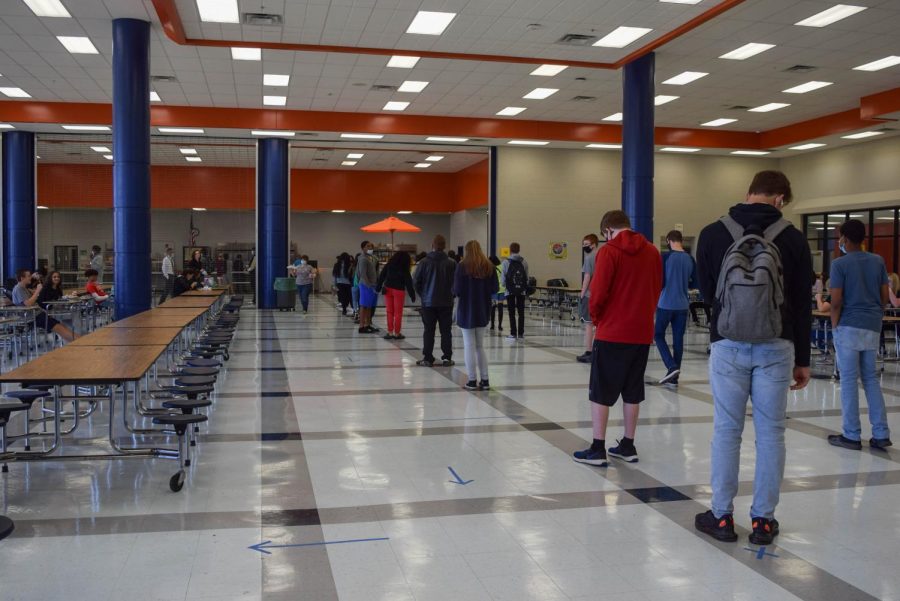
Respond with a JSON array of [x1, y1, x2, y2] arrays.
[[112, 19, 151, 319], [2, 131, 36, 282], [621, 52, 655, 240], [488, 146, 498, 257], [256, 138, 290, 309]]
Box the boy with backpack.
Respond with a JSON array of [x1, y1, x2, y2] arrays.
[[501, 242, 529, 340], [695, 170, 812, 546]]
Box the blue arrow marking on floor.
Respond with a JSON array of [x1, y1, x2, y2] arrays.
[[448, 466, 474, 485], [249, 537, 389, 555], [744, 546, 779, 559]]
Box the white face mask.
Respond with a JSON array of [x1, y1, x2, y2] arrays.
[[300, 260, 307, 265], [366, 249, 374, 255]]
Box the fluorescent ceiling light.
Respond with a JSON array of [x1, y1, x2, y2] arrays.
[[731, 150, 771, 156], [0, 87, 30, 98], [748, 102, 790, 112], [57, 36, 98, 54], [263, 74, 290, 87], [853, 56, 900, 72], [383, 101, 409, 111], [508, 140, 549, 146], [662, 71, 708, 85], [0, 124, 14, 129], [497, 106, 526, 116], [789, 143, 826, 150], [426, 136, 468, 142], [397, 211, 413, 214], [660, 147, 700, 152], [196, 0, 239, 23], [586, 144, 622, 149], [702, 118, 737, 127], [341, 133, 383, 139], [63, 124, 109, 131], [251, 130, 294, 137], [602, 112, 623, 122], [103, 155, 113, 160], [186, 157, 202, 162], [782, 81, 832, 94], [341, 161, 358, 166], [795, 4, 866, 27], [192, 207, 207, 211], [331, 210, 346, 213], [387, 55, 420, 68], [37, 205, 49, 210], [263, 95, 287, 106], [150, 91, 161, 102], [158, 127, 205, 134], [655, 95, 679, 106], [593, 26, 652, 48], [179, 148, 197, 155], [414, 163, 431, 168], [90, 146, 110, 153], [841, 131, 884, 139], [531, 64, 567, 76], [346, 153, 364, 159], [719, 42, 775, 60], [24, 0, 71, 18], [398, 80, 428, 93], [231, 47, 261, 61], [425, 155, 444, 161], [406, 11, 456, 35], [523, 88, 558, 100]]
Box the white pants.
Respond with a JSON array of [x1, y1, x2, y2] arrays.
[[461, 327, 489, 381]]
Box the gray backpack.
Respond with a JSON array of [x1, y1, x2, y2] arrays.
[[715, 216, 790, 342]]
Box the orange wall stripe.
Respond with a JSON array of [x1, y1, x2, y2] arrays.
[[760, 108, 882, 149], [860, 86, 900, 121]]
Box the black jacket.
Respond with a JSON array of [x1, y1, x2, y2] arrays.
[[173, 276, 197, 297], [37, 285, 63, 309], [376, 263, 416, 301], [697, 202, 813, 367], [413, 251, 456, 307]]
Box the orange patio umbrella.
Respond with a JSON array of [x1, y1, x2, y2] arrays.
[[360, 215, 421, 249]]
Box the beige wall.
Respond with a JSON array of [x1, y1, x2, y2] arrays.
[[449, 207, 487, 254]]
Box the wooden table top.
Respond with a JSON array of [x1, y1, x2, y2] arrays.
[[181, 289, 225, 297], [110, 311, 200, 328], [0, 345, 168, 384], [70, 327, 183, 346], [159, 296, 218, 308], [146, 307, 207, 317]]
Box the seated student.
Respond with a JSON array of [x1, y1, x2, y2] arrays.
[[84, 269, 111, 308], [173, 269, 200, 297], [12, 268, 75, 342]]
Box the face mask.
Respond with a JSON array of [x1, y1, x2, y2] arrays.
[[300, 260, 307, 265], [367, 249, 374, 255], [582, 245, 591, 253]]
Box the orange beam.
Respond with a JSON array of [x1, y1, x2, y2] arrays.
[[760, 108, 882, 149], [860, 86, 900, 121]]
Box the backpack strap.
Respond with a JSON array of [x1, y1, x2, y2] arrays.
[[762, 218, 791, 243], [719, 216, 745, 242]]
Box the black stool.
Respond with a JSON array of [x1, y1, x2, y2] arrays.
[[162, 397, 213, 449], [184, 357, 221, 368], [3, 389, 53, 451], [151, 413, 208, 492], [0, 402, 31, 473]]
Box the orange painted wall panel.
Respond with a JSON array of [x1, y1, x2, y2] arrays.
[[292, 169, 457, 212], [453, 160, 489, 211]]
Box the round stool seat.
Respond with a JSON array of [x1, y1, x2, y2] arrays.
[[24, 384, 54, 391], [165, 385, 214, 395], [174, 376, 216, 387], [162, 398, 212, 411], [152, 413, 207, 427], [178, 366, 219, 376], [4, 389, 52, 403], [0, 402, 30, 424], [184, 358, 221, 368]]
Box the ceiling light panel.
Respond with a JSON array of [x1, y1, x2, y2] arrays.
[[426, 137, 468, 142], [748, 102, 790, 112], [251, 130, 294, 136], [603, 112, 623, 122], [24, 0, 71, 18], [414, 163, 431, 168], [387, 55, 420, 68], [586, 144, 622, 149], [158, 127, 205, 134], [149, 91, 161, 102], [406, 11, 456, 35], [662, 71, 708, 85], [398, 81, 429, 93], [789, 143, 826, 150], [593, 26, 652, 48], [103, 155, 113, 160], [0, 87, 30, 98], [661, 147, 700, 152], [654, 95, 679, 106], [57, 36, 98, 54], [0, 124, 14, 129], [331, 210, 346, 213], [347, 153, 364, 159], [90, 146, 110, 153], [719, 43, 775, 60], [231, 47, 261, 61], [342, 133, 383, 139], [853, 56, 900, 72], [497, 107, 526, 116], [530, 64, 567, 76], [63, 125, 109, 131], [731, 150, 771, 155], [179, 148, 197, 155], [425, 155, 444, 161], [782, 81, 832, 94], [397, 211, 413, 214], [702, 118, 737, 127], [196, 0, 239, 23], [341, 161, 358, 166], [795, 4, 866, 27], [264, 74, 290, 86], [383, 101, 409, 111], [841, 131, 884, 139], [508, 140, 549, 146], [523, 88, 558, 100], [186, 157, 202, 162], [263, 95, 287, 106]]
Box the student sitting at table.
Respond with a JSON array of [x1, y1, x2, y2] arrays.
[[84, 269, 111, 308], [38, 270, 67, 308], [12, 268, 75, 342], [173, 269, 200, 297]]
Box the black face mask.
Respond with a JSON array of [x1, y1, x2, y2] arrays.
[[582, 245, 592, 254]]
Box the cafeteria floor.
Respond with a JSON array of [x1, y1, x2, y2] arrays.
[[2, 296, 899, 601]]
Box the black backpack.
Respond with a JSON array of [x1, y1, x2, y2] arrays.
[[505, 260, 527, 295]]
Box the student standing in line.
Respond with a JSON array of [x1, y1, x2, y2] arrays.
[[454, 240, 498, 390], [413, 234, 457, 366], [695, 170, 812, 546], [89, 245, 104, 283], [350, 254, 361, 322], [357, 241, 379, 333], [13, 268, 75, 342], [489, 255, 505, 332], [159, 246, 175, 304], [828, 219, 892, 451], [654, 230, 698, 385], [577, 234, 600, 363], [292, 254, 317, 314], [502, 242, 529, 340], [376, 251, 416, 340], [333, 253, 353, 315], [573, 211, 661, 467]]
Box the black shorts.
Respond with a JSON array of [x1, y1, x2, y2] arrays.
[[35, 313, 60, 332], [589, 340, 650, 406]]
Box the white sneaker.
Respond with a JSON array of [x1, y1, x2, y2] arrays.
[[505, 334, 517, 341], [659, 368, 680, 384]]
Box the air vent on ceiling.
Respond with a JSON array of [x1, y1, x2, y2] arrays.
[[371, 84, 398, 92], [469, 138, 487, 143], [66, 151, 82, 156], [405, 161, 419, 164], [571, 95, 597, 102], [556, 33, 597, 46], [727, 105, 751, 110], [312, 158, 328, 162], [243, 12, 283, 26], [296, 132, 317, 137], [151, 75, 178, 82], [783, 65, 817, 73]]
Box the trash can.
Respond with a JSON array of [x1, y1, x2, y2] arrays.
[[274, 277, 296, 311]]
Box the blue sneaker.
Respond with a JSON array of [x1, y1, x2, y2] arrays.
[[608, 440, 639, 463], [573, 447, 608, 467]]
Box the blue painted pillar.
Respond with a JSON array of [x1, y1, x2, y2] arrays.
[[256, 138, 290, 309], [621, 52, 655, 240], [488, 146, 498, 257], [2, 131, 36, 282], [112, 18, 151, 318]]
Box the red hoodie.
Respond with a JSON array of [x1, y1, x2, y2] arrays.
[[589, 230, 662, 344]]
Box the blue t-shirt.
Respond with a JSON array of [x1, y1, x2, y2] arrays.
[[830, 252, 888, 333], [658, 251, 696, 311]]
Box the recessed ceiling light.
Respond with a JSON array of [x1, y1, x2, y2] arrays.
[[263, 95, 287, 106], [748, 102, 790, 112], [425, 155, 444, 161], [719, 42, 775, 60], [103, 155, 113, 160], [497, 107, 526, 116], [264, 74, 290, 87], [702, 118, 737, 127], [179, 148, 197, 155], [593, 26, 653, 48], [186, 157, 202, 162], [37, 205, 49, 210], [347, 153, 364, 159], [196, 0, 239, 23], [426, 136, 468, 142], [0, 124, 14, 129], [782, 81, 833, 94], [331, 209, 346, 213], [530, 64, 567, 76], [90, 146, 110, 153], [586, 144, 622, 149], [398, 80, 429, 93], [387, 55, 420, 68], [661, 147, 701, 152], [0, 87, 31, 98], [731, 150, 771, 156], [406, 11, 456, 35], [341, 133, 384, 139], [251, 130, 294, 137], [24, 0, 71, 17], [523, 88, 558, 100], [789, 143, 827, 150], [341, 161, 358, 166], [63, 124, 109, 131], [853, 56, 900, 72], [383, 101, 409, 111], [662, 71, 708, 85], [508, 140, 549, 146], [57, 36, 98, 54], [158, 127, 205, 134], [150, 91, 161, 102], [655, 95, 679, 105], [192, 207, 207, 211], [231, 47, 261, 61], [795, 4, 866, 27], [414, 162, 431, 168], [397, 211, 413, 214], [602, 112, 623, 122], [841, 131, 884, 139]]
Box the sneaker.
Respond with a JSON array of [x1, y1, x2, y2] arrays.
[[498, 326, 503, 332], [659, 367, 680, 385], [695, 510, 738, 542], [442, 358, 455, 366], [505, 334, 517, 341], [416, 358, 434, 367], [464, 380, 479, 390], [870, 437, 893, 451], [394, 334, 406, 340], [370, 327, 381, 333], [517, 335, 525, 340], [749, 517, 780, 545], [608, 440, 639, 463], [383, 333, 396, 340], [573, 447, 608, 467], [478, 379, 489, 390], [828, 434, 862, 450], [576, 352, 592, 364]]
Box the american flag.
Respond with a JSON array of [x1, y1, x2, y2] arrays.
[[189, 212, 200, 246]]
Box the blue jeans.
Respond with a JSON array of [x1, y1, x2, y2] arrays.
[[296, 284, 312, 311], [351, 285, 360, 313], [654, 308, 688, 371], [834, 326, 891, 441], [709, 338, 793, 520]]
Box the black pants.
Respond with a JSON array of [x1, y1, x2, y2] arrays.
[[689, 301, 711, 324], [336, 283, 352, 313], [507, 294, 526, 337], [491, 300, 504, 329], [421, 306, 453, 361], [158, 276, 174, 305]]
